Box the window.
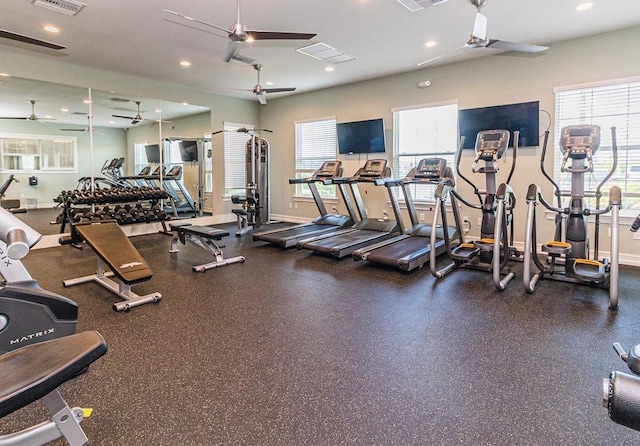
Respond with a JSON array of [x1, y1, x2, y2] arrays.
[[554, 79, 640, 210], [392, 101, 458, 201], [294, 117, 337, 198], [0, 133, 77, 172], [223, 122, 253, 196]]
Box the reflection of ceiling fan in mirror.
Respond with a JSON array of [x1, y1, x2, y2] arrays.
[[417, 0, 548, 66], [162, 0, 316, 64], [235, 64, 296, 105], [0, 100, 56, 122], [0, 28, 66, 50], [112, 101, 145, 125], [61, 117, 104, 135]]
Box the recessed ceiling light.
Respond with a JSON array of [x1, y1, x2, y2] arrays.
[[60, 108, 69, 112], [576, 2, 593, 11], [265, 81, 274, 86], [0, 73, 10, 77], [425, 41, 437, 47], [179, 60, 192, 67], [155, 109, 162, 113], [43, 25, 59, 33], [325, 66, 335, 72], [182, 102, 189, 106], [44, 115, 53, 119], [83, 99, 91, 104], [109, 120, 116, 124]]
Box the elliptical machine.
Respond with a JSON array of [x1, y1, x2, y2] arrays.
[[0, 206, 77, 354], [522, 125, 621, 310], [430, 129, 519, 290]]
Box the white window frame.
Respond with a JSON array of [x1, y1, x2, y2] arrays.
[[392, 101, 459, 203], [553, 77, 640, 211], [294, 117, 338, 199], [223, 122, 253, 197], [0, 133, 77, 173]]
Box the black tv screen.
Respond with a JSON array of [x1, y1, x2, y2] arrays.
[[458, 101, 539, 149], [337, 118, 386, 155], [145, 144, 161, 163], [179, 140, 199, 162]]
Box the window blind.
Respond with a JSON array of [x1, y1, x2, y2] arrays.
[[294, 118, 337, 197], [554, 80, 640, 209], [223, 122, 252, 195]]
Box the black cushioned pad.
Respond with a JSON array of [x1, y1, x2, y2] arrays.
[[178, 226, 229, 240], [74, 221, 153, 284], [0, 331, 107, 418]]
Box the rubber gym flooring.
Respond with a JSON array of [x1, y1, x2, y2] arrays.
[[2, 210, 640, 445]]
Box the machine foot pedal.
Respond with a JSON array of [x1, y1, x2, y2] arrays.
[[573, 258, 606, 281], [451, 243, 480, 260], [542, 241, 572, 256]]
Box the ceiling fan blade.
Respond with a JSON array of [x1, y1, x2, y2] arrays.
[[471, 12, 488, 41], [231, 52, 257, 64], [161, 9, 230, 34], [0, 29, 66, 50], [223, 41, 240, 63], [0, 116, 29, 120], [485, 39, 548, 53], [61, 128, 86, 132], [112, 114, 135, 120], [263, 87, 296, 93], [257, 93, 267, 105], [246, 31, 316, 41], [417, 45, 467, 66]]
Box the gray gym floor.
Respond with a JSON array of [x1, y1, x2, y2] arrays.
[[2, 214, 640, 445]]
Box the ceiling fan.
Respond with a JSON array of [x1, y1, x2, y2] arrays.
[[112, 101, 146, 125], [61, 117, 104, 135], [417, 0, 548, 67], [238, 64, 296, 105], [162, 0, 316, 64], [0, 29, 66, 50], [0, 100, 55, 122]]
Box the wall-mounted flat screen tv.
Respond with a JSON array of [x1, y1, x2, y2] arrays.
[[337, 118, 386, 155], [179, 140, 199, 162], [145, 144, 161, 163], [458, 101, 539, 149]]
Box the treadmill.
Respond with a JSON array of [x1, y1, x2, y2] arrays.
[[352, 158, 463, 271], [297, 159, 402, 258], [253, 160, 358, 248]]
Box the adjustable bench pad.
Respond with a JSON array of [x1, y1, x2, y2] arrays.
[[178, 225, 229, 240], [0, 331, 107, 418], [74, 221, 153, 284]]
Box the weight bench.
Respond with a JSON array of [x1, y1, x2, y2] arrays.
[[63, 221, 162, 312], [0, 331, 107, 446], [170, 223, 245, 272]]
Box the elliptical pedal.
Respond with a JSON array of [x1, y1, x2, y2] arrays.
[[542, 240, 572, 256], [573, 258, 607, 281], [451, 243, 480, 260]]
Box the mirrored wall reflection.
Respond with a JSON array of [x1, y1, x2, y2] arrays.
[[0, 76, 211, 233]]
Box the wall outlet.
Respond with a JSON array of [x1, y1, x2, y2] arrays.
[[463, 216, 470, 224], [477, 217, 482, 226], [289, 202, 292, 209], [419, 212, 425, 221]]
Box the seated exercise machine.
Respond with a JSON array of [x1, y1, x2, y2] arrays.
[[252, 160, 357, 248], [231, 129, 273, 237], [169, 222, 245, 272], [430, 130, 520, 290], [62, 220, 162, 312], [0, 206, 78, 354], [353, 158, 463, 272], [0, 330, 107, 446], [297, 159, 402, 259], [522, 125, 621, 310], [0, 174, 26, 213]]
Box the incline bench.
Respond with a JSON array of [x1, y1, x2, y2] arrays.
[[63, 221, 162, 311], [170, 223, 245, 272], [0, 331, 107, 445]]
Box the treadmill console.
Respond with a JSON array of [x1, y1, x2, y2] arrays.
[[560, 125, 600, 159], [315, 160, 342, 178], [359, 159, 388, 178], [415, 158, 446, 179], [475, 130, 510, 161]]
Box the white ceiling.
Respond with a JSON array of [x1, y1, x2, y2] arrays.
[[0, 0, 639, 126]]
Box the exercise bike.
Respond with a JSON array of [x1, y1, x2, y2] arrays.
[[0, 206, 78, 354], [522, 125, 621, 310], [430, 129, 520, 290]]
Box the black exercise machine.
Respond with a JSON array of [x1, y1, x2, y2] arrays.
[[0, 331, 107, 445], [603, 341, 640, 432], [0, 175, 26, 214], [297, 159, 402, 258], [62, 220, 162, 312], [430, 130, 520, 290], [0, 206, 78, 354], [252, 160, 357, 248], [522, 125, 621, 310], [169, 222, 245, 272], [353, 158, 463, 272]]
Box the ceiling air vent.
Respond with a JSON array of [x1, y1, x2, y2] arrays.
[[30, 0, 86, 16], [396, 0, 448, 13]]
